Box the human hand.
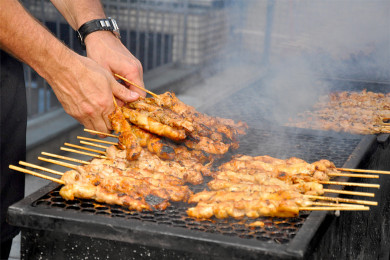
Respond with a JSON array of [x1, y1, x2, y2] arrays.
[[84, 31, 146, 106], [46, 52, 137, 133]]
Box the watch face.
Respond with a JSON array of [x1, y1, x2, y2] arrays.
[[109, 18, 121, 38]]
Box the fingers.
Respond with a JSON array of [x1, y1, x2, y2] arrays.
[[113, 58, 146, 98], [77, 110, 112, 135], [112, 80, 140, 103]]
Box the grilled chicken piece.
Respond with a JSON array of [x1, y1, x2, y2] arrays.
[[184, 136, 230, 155], [60, 170, 153, 211], [109, 106, 142, 160], [143, 91, 247, 146], [286, 89, 390, 134], [187, 155, 340, 219], [105, 145, 205, 185], [83, 159, 193, 202], [219, 155, 336, 182], [122, 107, 187, 141], [109, 91, 247, 160], [126, 100, 194, 132], [187, 190, 311, 219], [59, 156, 196, 212]]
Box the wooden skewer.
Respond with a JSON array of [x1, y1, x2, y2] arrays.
[[84, 128, 118, 138], [113, 95, 118, 108], [9, 165, 65, 184], [328, 172, 379, 179], [60, 147, 107, 159], [64, 143, 106, 155], [319, 180, 380, 189], [309, 202, 366, 208], [299, 206, 369, 211], [305, 195, 377, 206], [323, 188, 375, 198], [41, 152, 90, 165], [79, 141, 109, 150], [337, 168, 390, 175], [19, 161, 64, 176], [77, 136, 117, 146], [38, 157, 78, 170], [114, 73, 159, 99]]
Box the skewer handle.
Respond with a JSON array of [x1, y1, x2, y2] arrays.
[[328, 172, 379, 179], [114, 74, 159, 98], [9, 165, 65, 184], [337, 168, 390, 175], [77, 136, 117, 145], [305, 195, 378, 206], [299, 206, 369, 211], [41, 152, 90, 165], [320, 180, 380, 189], [38, 157, 78, 170], [84, 129, 118, 138], [65, 143, 106, 155], [19, 161, 64, 176], [323, 188, 375, 198], [60, 147, 107, 159], [80, 140, 109, 150]]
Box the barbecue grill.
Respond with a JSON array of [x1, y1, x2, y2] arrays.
[[7, 78, 390, 259]]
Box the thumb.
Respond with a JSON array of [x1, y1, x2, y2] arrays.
[[111, 80, 140, 103]]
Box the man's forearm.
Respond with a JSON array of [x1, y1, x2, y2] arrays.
[[0, 0, 79, 83], [50, 0, 106, 30]]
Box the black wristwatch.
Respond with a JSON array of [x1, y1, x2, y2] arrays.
[[77, 17, 121, 47]]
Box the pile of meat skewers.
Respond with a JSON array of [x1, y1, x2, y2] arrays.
[[55, 91, 366, 219], [187, 155, 340, 218], [109, 91, 248, 162], [285, 89, 390, 135], [60, 91, 248, 212]]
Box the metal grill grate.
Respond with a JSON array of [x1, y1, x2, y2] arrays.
[[30, 125, 362, 245], [33, 187, 309, 244]]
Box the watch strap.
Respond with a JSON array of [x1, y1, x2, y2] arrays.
[[77, 17, 120, 47]]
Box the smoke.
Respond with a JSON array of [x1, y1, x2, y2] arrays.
[[223, 0, 390, 125], [267, 0, 390, 81]]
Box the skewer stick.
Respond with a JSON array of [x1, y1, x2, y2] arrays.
[[60, 147, 107, 159], [80, 140, 109, 150], [114, 73, 159, 99], [9, 165, 65, 184], [328, 172, 379, 179], [19, 161, 64, 176], [64, 143, 106, 155], [299, 206, 369, 211], [337, 168, 390, 175], [84, 128, 118, 138], [323, 188, 375, 198], [77, 136, 117, 146], [113, 95, 118, 108], [41, 152, 90, 165], [38, 157, 78, 170], [305, 195, 377, 206], [309, 202, 366, 208], [319, 180, 380, 189]]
